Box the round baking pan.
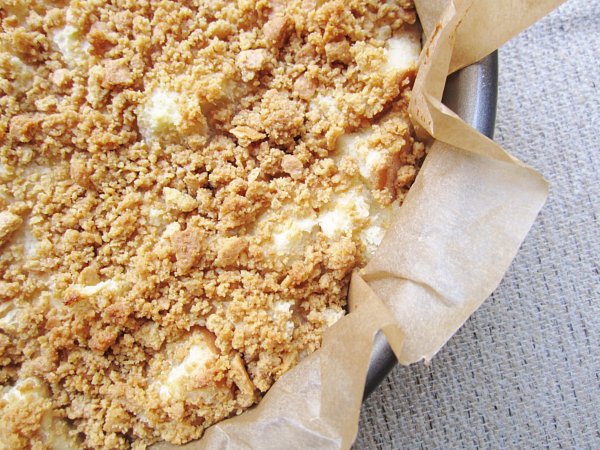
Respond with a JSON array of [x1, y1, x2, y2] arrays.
[[364, 51, 499, 398]]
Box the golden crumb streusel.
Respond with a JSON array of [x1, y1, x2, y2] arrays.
[[0, 0, 425, 447]]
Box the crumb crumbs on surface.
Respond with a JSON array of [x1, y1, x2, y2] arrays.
[[0, 0, 425, 448]]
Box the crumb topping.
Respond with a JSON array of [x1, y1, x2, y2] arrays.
[[0, 0, 425, 447]]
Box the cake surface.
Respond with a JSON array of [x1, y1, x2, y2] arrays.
[[0, 0, 424, 447]]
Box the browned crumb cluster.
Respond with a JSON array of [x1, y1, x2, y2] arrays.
[[0, 0, 425, 448]]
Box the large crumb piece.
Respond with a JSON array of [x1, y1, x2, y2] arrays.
[[229, 125, 266, 147], [9, 114, 42, 143], [0, 211, 23, 245], [325, 40, 353, 64], [281, 154, 304, 179], [164, 187, 198, 212], [236, 49, 273, 81], [215, 237, 248, 268], [263, 15, 292, 48], [101, 59, 134, 88], [170, 226, 207, 274], [260, 90, 305, 146]]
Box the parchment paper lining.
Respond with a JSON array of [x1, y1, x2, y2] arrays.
[[154, 1, 565, 448]]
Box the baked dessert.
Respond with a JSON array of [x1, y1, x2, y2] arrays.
[[0, 0, 425, 447]]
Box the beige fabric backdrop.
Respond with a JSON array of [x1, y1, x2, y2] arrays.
[[354, 1, 600, 448]]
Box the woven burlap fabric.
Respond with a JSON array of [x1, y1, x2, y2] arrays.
[[354, 1, 600, 448]]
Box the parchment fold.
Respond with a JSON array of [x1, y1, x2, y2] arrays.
[[156, 1, 565, 448]]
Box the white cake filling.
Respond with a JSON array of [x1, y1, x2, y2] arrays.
[[1, 378, 77, 449], [272, 216, 318, 255], [0, 302, 19, 332], [336, 129, 383, 181], [384, 32, 421, 72], [71, 279, 119, 297], [152, 333, 218, 403], [322, 307, 345, 327], [137, 90, 182, 141], [317, 189, 371, 239], [271, 300, 295, 339], [53, 25, 89, 66]]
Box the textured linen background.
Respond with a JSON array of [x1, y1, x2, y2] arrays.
[[354, 1, 600, 448]]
